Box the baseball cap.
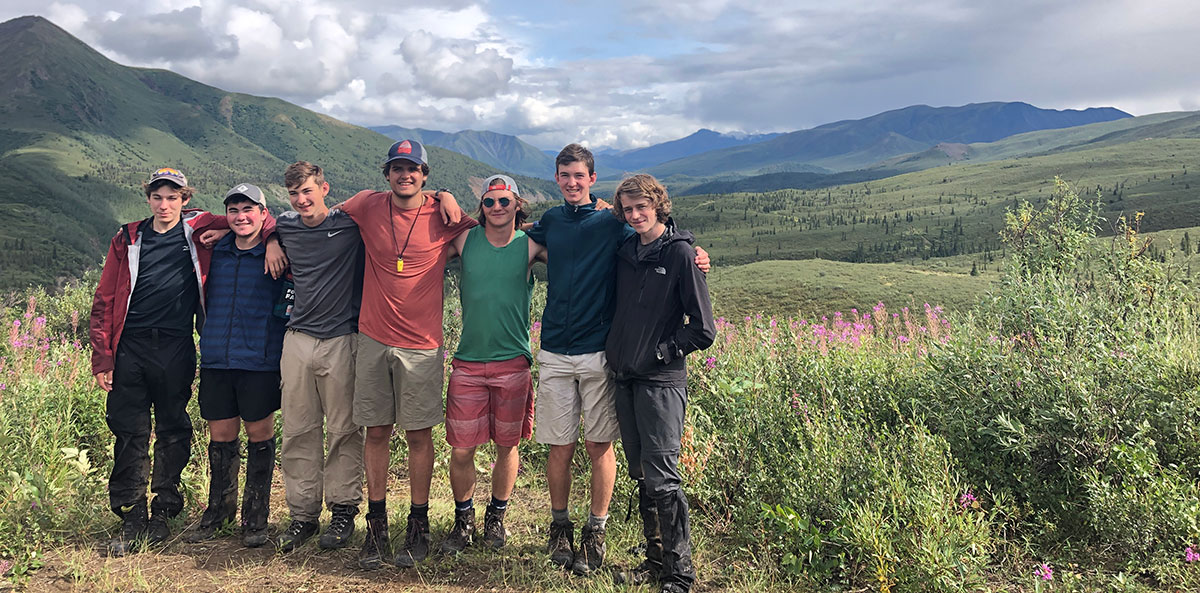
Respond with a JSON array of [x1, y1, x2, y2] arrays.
[[383, 139, 429, 168], [223, 183, 267, 207], [481, 174, 520, 198], [148, 167, 188, 188]]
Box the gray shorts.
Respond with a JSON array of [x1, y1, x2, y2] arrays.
[[534, 350, 621, 445], [353, 333, 445, 431]]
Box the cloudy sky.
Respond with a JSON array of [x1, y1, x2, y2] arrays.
[[3, 0, 1197, 150]]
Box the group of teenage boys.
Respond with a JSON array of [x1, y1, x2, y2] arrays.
[[89, 141, 715, 593]]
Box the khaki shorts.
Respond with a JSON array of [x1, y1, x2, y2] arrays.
[[534, 350, 620, 446], [353, 333, 445, 431]]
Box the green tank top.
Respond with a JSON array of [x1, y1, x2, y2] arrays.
[[455, 227, 534, 362]]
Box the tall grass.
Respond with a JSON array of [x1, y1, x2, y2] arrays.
[[3, 180, 1200, 591]]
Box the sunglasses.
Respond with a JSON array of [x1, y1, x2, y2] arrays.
[[481, 197, 512, 208]]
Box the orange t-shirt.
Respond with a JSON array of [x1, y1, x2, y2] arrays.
[[340, 191, 476, 349]]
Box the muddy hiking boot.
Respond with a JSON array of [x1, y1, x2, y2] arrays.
[[320, 503, 358, 550], [616, 478, 665, 584], [358, 514, 391, 570], [481, 504, 507, 549], [393, 514, 430, 568], [184, 440, 240, 544], [146, 513, 171, 545], [241, 438, 274, 548], [440, 506, 475, 555], [276, 519, 318, 552], [572, 521, 606, 575], [106, 503, 148, 557], [546, 519, 575, 569]]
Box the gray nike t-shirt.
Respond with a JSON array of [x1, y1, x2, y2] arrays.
[[276, 209, 363, 339]]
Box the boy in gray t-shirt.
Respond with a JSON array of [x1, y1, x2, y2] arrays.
[[270, 162, 367, 552]]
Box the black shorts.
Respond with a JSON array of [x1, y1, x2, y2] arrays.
[[197, 368, 281, 422]]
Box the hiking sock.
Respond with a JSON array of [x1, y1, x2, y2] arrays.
[[410, 502, 429, 519], [367, 499, 386, 520], [587, 513, 609, 531], [455, 498, 474, 512], [490, 496, 508, 512], [551, 508, 570, 524]]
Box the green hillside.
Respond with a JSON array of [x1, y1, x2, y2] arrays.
[[0, 16, 554, 290], [671, 134, 1200, 268]]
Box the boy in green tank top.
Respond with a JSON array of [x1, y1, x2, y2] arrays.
[[439, 175, 547, 553]]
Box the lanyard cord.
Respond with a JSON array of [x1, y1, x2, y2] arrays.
[[389, 195, 423, 266]]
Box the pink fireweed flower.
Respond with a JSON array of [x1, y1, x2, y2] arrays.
[[704, 357, 716, 370], [1033, 563, 1053, 581], [1186, 546, 1200, 563], [959, 491, 977, 509]]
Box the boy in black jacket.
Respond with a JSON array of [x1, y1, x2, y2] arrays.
[[605, 174, 715, 593]]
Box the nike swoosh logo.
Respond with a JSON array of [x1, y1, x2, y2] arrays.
[[327, 230, 344, 237]]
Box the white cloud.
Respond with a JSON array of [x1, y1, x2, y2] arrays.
[[2, 0, 1198, 150]]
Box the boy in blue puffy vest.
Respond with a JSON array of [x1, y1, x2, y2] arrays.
[[185, 183, 286, 547]]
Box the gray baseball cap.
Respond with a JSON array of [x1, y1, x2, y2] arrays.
[[148, 167, 188, 188], [481, 174, 520, 197], [224, 183, 267, 207]]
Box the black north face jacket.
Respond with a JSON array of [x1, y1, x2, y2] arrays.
[[605, 220, 716, 386]]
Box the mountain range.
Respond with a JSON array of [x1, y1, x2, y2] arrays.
[[644, 102, 1131, 179], [370, 126, 556, 179]]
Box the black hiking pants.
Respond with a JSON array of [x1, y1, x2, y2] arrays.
[[614, 379, 696, 592], [106, 330, 195, 519]]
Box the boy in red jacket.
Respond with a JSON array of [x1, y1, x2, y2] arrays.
[[90, 168, 240, 556]]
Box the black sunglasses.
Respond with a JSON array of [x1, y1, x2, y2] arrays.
[[482, 197, 512, 208]]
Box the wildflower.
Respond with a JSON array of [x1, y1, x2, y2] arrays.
[[769, 319, 777, 328], [1033, 563, 1053, 581], [34, 316, 46, 330], [897, 336, 910, 344], [958, 491, 978, 510], [1186, 546, 1200, 563], [0, 383, 6, 391], [704, 357, 716, 370], [11, 320, 18, 328], [531, 321, 541, 332]]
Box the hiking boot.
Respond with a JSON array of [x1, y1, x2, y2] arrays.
[[241, 438, 274, 548], [481, 504, 507, 549], [393, 514, 430, 568], [185, 440, 240, 543], [546, 519, 575, 569], [440, 507, 475, 554], [275, 519, 318, 552], [320, 504, 358, 550], [106, 505, 148, 557], [358, 514, 391, 570], [661, 583, 688, 593], [572, 522, 606, 575], [146, 513, 171, 545]]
